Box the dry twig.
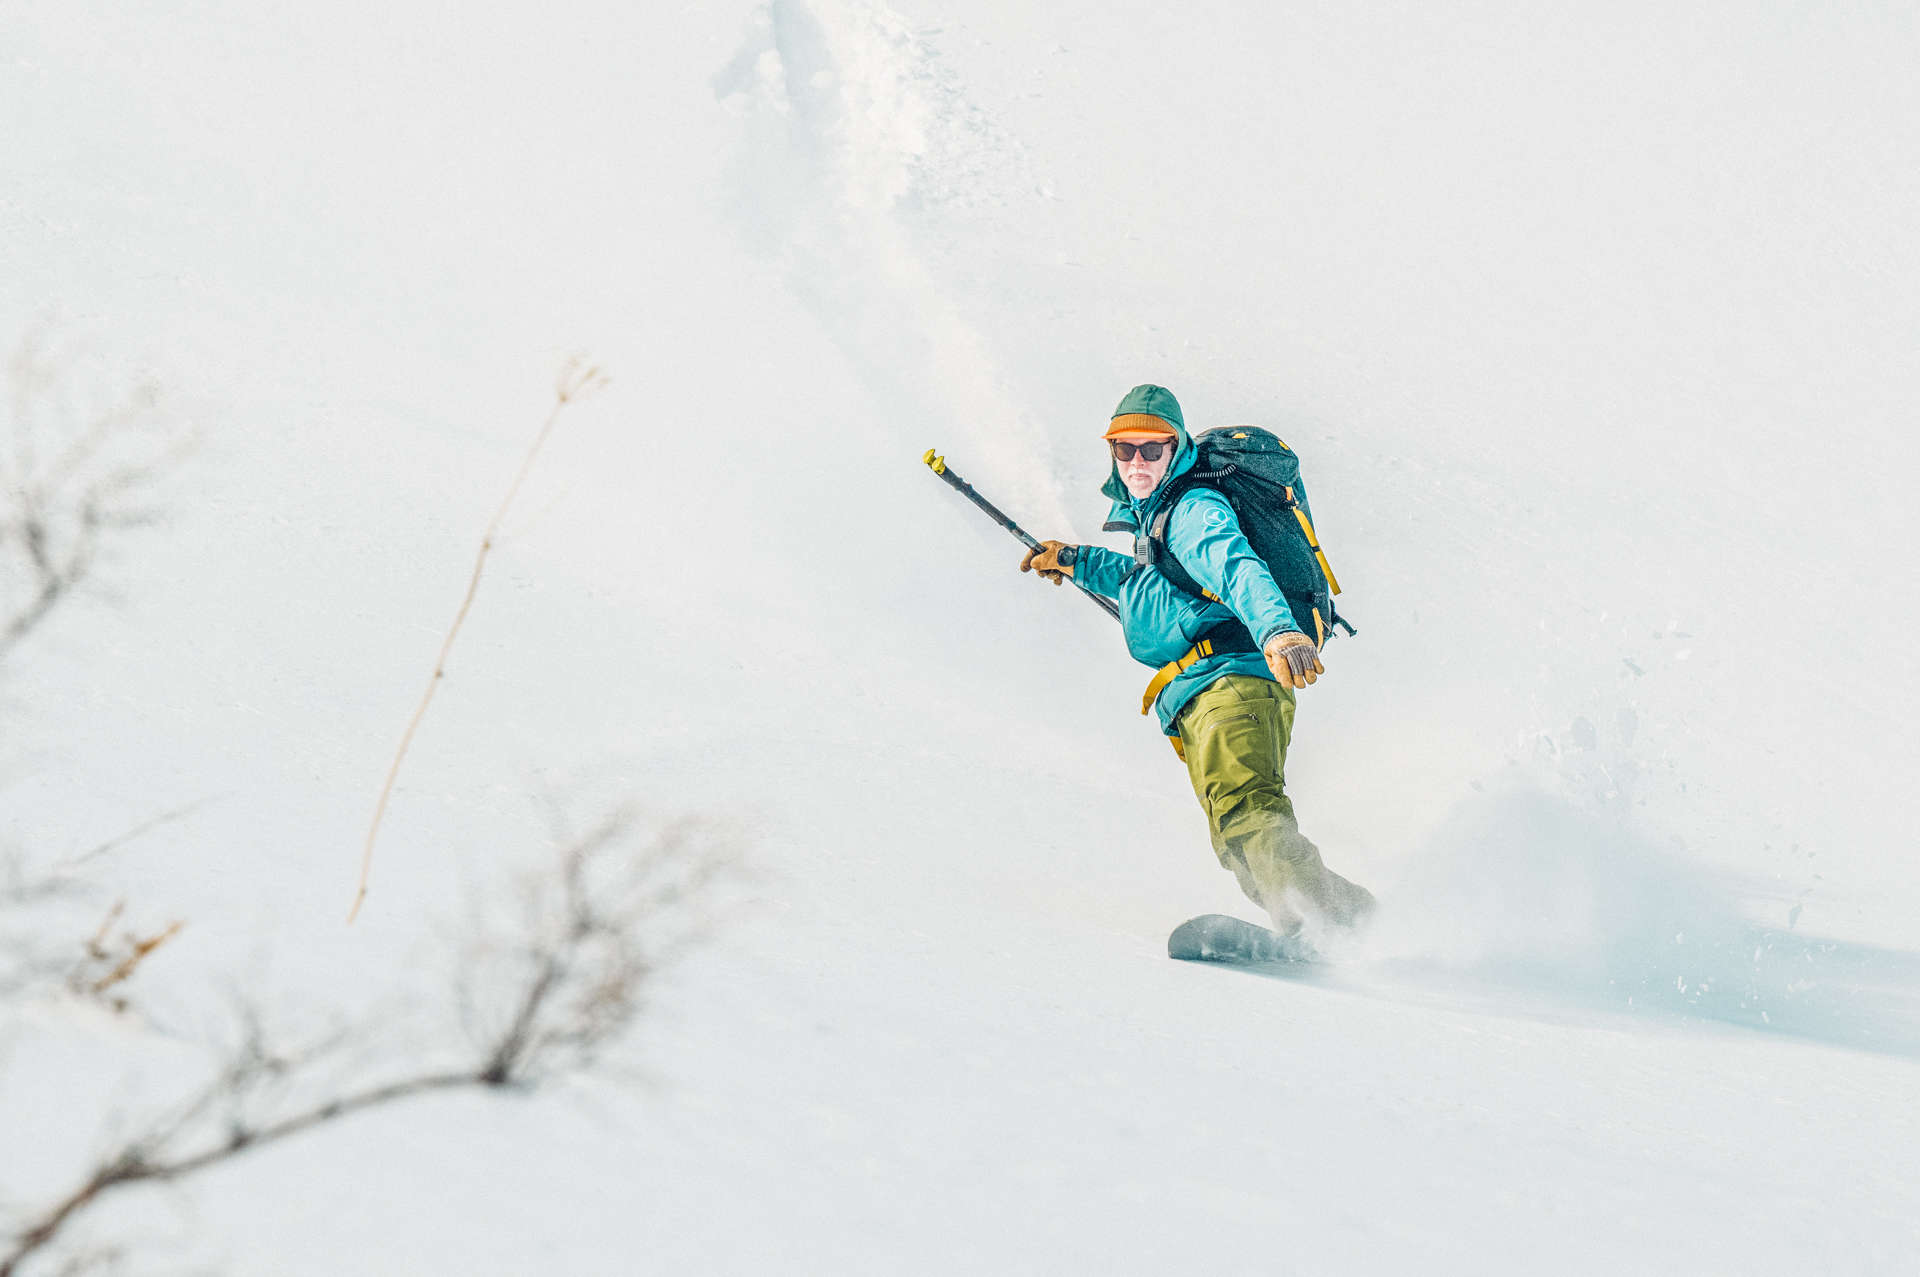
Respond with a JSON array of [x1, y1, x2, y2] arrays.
[[350, 356, 609, 922], [73, 910, 184, 1002]]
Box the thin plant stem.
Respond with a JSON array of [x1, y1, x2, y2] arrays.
[[348, 359, 606, 922]]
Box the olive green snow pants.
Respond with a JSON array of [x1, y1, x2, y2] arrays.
[[1175, 674, 1375, 933]]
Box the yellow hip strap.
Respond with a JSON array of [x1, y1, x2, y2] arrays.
[[1141, 638, 1216, 715]]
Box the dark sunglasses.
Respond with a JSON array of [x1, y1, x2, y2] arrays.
[[1110, 439, 1173, 462]]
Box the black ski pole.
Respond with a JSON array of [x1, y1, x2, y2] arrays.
[[923, 448, 1121, 622]]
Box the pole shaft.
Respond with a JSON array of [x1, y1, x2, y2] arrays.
[[924, 450, 1120, 622]]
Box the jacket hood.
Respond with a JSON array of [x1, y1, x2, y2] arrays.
[[1100, 384, 1197, 525]]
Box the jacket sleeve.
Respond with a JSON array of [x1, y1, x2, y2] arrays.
[[1071, 545, 1135, 599], [1166, 490, 1301, 645]]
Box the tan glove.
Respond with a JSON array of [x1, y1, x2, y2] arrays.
[[1264, 631, 1324, 688], [1019, 540, 1076, 586]]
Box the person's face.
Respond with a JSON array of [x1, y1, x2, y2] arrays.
[[1111, 434, 1175, 499]]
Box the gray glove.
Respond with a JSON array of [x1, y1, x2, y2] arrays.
[[1263, 632, 1324, 688]]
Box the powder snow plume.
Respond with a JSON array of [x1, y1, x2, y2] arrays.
[[714, 0, 1067, 527]]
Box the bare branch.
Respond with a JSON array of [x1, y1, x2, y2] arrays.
[[0, 328, 196, 666], [63, 798, 222, 869], [0, 855, 90, 999], [5, 801, 737, 1275], [458, 805, 739, 1086]]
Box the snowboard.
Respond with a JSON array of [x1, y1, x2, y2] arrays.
[[1167, 913, 1318, 965]]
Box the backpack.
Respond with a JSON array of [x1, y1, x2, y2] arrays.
[[1142, 427, 1355, 647]]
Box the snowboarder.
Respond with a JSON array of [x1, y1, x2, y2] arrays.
[[1019, 385, 1375, 940]]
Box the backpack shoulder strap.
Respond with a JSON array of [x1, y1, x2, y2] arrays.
[[1145, 476, 1221, 601]]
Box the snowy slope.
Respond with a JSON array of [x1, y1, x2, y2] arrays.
[[4, 0, 1920, 1273]]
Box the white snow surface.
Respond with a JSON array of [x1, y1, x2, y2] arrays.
[[5, 0, 1920, 1272]]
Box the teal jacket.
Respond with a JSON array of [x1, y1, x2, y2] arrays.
[[1074, 385, 1303, 735]]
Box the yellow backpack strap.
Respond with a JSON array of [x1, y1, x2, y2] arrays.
[[1140, 638, 1216, 715], [1285, 485, 1342, 596]]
